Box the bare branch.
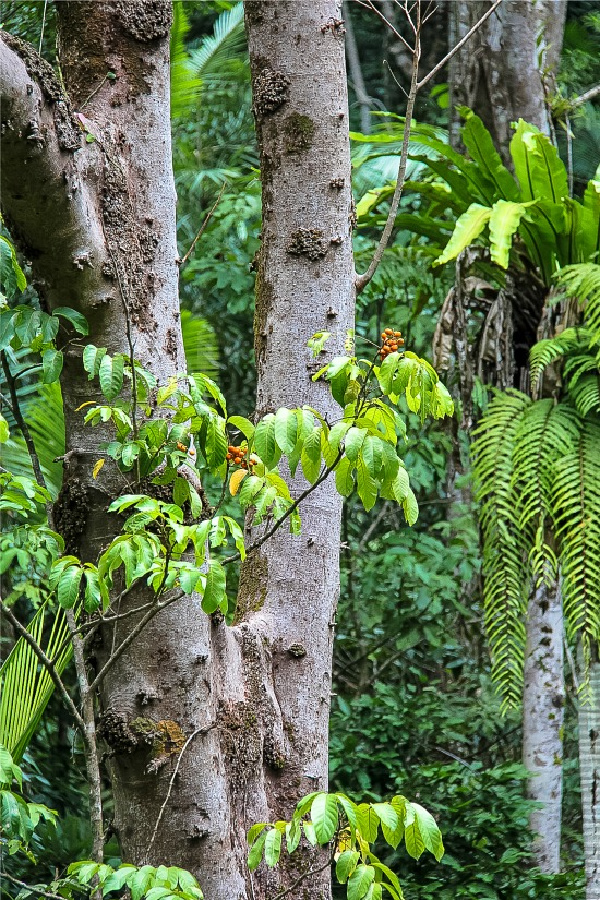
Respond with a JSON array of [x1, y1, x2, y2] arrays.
[[0, 872, 73, 900], [571, 83, 600, 108], [417, 0, 503, 90], [354, 0, 413, 52], [0, 600, 85, 733], [145, 723, 215, 862], [180, 181, 227, 270]]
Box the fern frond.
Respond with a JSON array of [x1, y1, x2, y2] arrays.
[[563, 352, 599, 387], [529, 326, 592, 394], [569, 372, 600, 417], [513, 400, 579, 581], [472, 390, 530, 707], [553, 421, 600, 676], [556, 263, 600, 343]]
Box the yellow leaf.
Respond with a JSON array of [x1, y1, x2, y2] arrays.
[[75, 400, 97, 412], [229, 468, 248, 496], [93, 459, 105, 479]]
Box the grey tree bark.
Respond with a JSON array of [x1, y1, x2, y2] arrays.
[[522, 577, 565, 873], [0, 2, 355, 898], [579, 647, 600, 900], [448, 0, 566, 160], [444, 0, 567, 874]]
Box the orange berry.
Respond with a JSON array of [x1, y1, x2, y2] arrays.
[[398, 338, 405, 345], [384, 328, 393, 335], [394, 331, 401, 337]]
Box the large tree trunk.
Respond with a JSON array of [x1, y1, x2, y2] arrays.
[[522, 577, 565, 873], [444, 0, 567, 874], [1, 2, 354, 897], [448, 0, 566, 159], [579, 646, 600, 900]]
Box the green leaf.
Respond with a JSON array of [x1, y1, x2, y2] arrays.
[[301, 428, 323, 484], [489, 200, 535, 269], [285, 817, 301, 854], [201, 561, 226, 614], [57, 565, 83, 609], [348, 864, 375, 900], [307, 331, 331, 357], [254, 414, 280, 469], [403, 490, 419, 526], [239, 475, 265, 509], [53, 307, 88, 335], [336, 850, 360, 884], [412, 802, 444, 861], [205, 417, 227, 469], [264, 828, 282, 868], [459, 109, 519, 201], [311, 792, 339, 844], [99, 354, 124, 400], [228, 415, 255, 440], [42, 348, 63, 384], [436, 203, 492, 266], [248, 830, 268, 872], [274, 407, 298, 454], [356, 456, 377, 512], [0, 414, 9, 444], [344, 427, 366, 462], [335, 457, 355, 497]]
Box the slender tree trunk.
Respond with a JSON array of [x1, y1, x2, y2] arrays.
[[344, 1, 371, 134], [523, 577, 565, 873], [1, 2, 354, 897], [444, 1, 567, 874], [242, 3, 355, 896], [579, 646, 600, 899]]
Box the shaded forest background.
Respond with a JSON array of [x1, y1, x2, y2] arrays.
[[2, 1, 600, 897]]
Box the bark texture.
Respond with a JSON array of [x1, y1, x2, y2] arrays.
[[1, 3, 355, 897], [448, 0, 566, 160], [243, 2, 355, 896], [522, 578, 565, 873], [579, 648, 600, 900]]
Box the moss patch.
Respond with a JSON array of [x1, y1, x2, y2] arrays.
[[283, 113, 314, 154], [235, 551, 268, 622]]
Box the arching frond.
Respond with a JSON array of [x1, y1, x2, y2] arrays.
[[513, 400, 579, 580], [569, 372, 600, 417], [472, 390, 530, 708], [187, 3, 246, 82], [529, 327, 592, 394], [553, 420, 600, 679], [181, 310, 219, 381], [556, 263, 600, 343]]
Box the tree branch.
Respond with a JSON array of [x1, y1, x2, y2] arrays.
[[0, 872, 74, 900], [571, 83, 600, 108]]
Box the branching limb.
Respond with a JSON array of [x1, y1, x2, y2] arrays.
[[87, 591, 184, 694], [0, 873, 73, 900], [571, 83, 600, 108]]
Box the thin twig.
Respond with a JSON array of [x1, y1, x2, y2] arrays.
[[38, 0, 48, 55], [271, 850, 335, 900], [417, 0, 503, 90], [145, 723, 215, 861], [0, 600, 85, 733], [66, 608, 104, 863], [87, 591, 184, 694], [354, 0, 412, 52], [179, 181, 227, 270], [0, 872, 71, 900]]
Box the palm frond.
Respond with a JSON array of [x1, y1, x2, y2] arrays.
[[472, 390, 530, 708], [181, 310, 219, 381], [188, 3, 246, 82], [0, 382, 63, 499], [0, 602, 71, 762]]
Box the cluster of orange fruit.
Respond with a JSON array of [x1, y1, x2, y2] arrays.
[[227, 445, 249, 469], [379, 328, 405, 360]]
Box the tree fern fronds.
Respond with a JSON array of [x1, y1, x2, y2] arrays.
[[553, 422, 600, 667], [0, 603, 72, 762], [472, 390, 530, 706], [529, 327, 592, 394], [513, 400, 579, 581], [569, 373, 600, 417], [555, 263, 600, 344], [187, 3, 246, 85]]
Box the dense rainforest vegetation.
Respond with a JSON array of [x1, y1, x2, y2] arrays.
[[1, 2, 600, 899]]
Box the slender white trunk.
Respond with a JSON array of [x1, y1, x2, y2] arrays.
[[523, 578, 564, 872], [579, 647, 600, 899]]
